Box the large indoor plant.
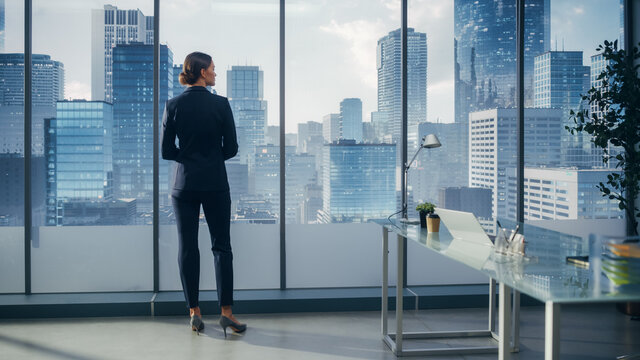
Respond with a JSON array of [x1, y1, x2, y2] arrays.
[[567, 40, 640, 236]]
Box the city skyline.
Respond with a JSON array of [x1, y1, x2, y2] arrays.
[[1, 0, 620, 130]]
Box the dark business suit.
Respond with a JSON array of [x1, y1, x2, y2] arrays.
[[161, 86, 238, 308]]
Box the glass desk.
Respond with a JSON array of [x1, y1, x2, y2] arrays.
[[376, 219, 640, 359]]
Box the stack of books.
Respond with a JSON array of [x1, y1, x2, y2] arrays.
[[601, 241, 640, 289]]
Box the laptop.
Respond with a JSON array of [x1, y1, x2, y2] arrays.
[[436, 208, 494, 246]]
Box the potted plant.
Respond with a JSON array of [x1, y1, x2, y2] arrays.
[[567, 40, 640, 236], [416, 202, 439, 232]]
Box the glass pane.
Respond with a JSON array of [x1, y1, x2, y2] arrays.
[[285, 1, 399, 288], [31, 1, 153, 292], [0, 0, 25, 294], [159, 0, 280, 291], [518, 0, 624, 238]]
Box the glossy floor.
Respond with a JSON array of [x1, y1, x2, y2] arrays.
[[0, 304, 638, 359]]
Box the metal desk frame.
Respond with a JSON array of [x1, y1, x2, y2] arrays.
[[381, 227, 520, 358]]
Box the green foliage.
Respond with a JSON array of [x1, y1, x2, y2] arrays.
[[416, 202, 436, 214], [567, 40, 640, 235]]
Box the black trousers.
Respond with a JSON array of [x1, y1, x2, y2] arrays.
[[171, 189, 233, 308]]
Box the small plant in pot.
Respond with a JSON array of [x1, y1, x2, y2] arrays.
[[416, 202, 439, 232]]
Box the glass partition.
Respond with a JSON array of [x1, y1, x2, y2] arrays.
[[159, 0, 280, 291], [30, 1, 154, 292]]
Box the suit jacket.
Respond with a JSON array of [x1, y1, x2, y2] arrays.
[[161, 86, 238, 191]]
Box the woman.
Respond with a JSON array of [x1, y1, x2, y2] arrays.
[[161, 51, 246, 337]]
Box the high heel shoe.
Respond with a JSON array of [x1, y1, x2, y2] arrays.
[[190, 314, 204, 335], [219, 315, 247, 338]]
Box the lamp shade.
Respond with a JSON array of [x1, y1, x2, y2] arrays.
[[422, 134, 442, 148]]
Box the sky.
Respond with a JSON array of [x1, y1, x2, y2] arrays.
[[4, 0, 621, 130]]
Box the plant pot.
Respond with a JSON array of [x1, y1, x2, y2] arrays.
[[419, 211, 427, 228], [427, 214, 440, 233]]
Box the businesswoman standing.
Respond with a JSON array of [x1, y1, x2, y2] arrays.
[[161, 52, 246, 337]]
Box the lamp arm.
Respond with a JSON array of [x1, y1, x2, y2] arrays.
[[406, 147, 423, 172]]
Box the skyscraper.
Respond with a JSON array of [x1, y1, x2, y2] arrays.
[[112, 43, 172, 212], [297, 121, 322, 153], [534, 51, 592, 167], [376, 28, 427, 143], [339, 98, 363, 142], [91, 5, 154, 103], [0, 53, 64, 155], [45, 101, 113, 226], [454, 0, 550, 124], [227, 66, 267, 165], [319, 140, 396, 223], [172, 64, 185, 97]]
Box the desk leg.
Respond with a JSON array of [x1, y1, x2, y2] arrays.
[[489, 279, 496, 333], [512, 290, 520, 352], [382, 227, 388, 336], [396, 234, 404, 355], [545, 301, 560, 360], [499, 283, 512, 360]]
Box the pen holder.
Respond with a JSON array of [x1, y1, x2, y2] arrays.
[[495, 228, 526, 256]]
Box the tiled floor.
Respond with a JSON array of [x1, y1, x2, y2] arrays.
[[0, 304, 638, 359]]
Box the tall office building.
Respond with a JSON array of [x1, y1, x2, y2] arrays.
[[505, 168, 623, 220], [45, 101, 114, 226], [300, 183, 323, 224], [319, 140, 396, 223], [0, 53, 64, 155], [227, 66, 267, 165], [469, 108, 562, 218], [534, 51, 592, 167], [376, 28, 427, 143], [91, 5, 154, 103], [322, 113, 341, 143], [249, 144, 290, 219], [339, 98, 363, 142], [112, 43, 172, 211], [438, 187, 492, 219], [454, 0, 550, 125], [590, 53, 622, 168]]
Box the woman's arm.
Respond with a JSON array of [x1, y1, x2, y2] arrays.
[[161, 101, 180, 160], [221, 98, 239, 161]]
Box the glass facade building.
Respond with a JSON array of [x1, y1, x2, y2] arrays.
[[45, 101, 114, 226], [112, 43, 172, 215], [455, 0, 550, 124], [320, 140, 396, 223], [376, 28, 427, 143], [227, 66, 267, 165], [533, 51, 592, 167]]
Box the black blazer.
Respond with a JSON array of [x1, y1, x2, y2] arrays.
[[161, 86, 238, 191]]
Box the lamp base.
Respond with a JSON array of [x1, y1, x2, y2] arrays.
[[399, 217, 420, 225]]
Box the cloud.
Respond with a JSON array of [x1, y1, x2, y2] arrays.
[[319, 19, 387, 89], [573, 6, 585, 15], [65, 81, 91, 101]]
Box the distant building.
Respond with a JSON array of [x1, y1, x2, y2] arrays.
[[340, 98, 363, 142], [0, 53, 64, 155], [300, 183, 323, 224], [320, 140, 396, 223], [469, 108, 563, 218], [505, 168, 623, 220], [228, 66, 267, 165], [534, 51, 593, 167], [376, 28, 427, 143], [112, 43, 172, 212], [297, 121, 322, 153], [322, 113, 340, 143], [45, 101, 114, 226], [91, 5, 153, 102]]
